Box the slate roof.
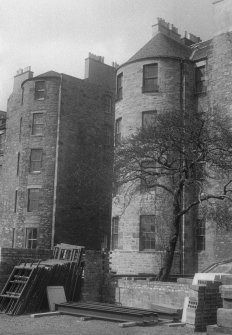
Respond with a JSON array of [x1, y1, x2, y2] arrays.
[[190, 39, 212, 61], [36, 70, 60, 78], [126, 32, 192, 64]]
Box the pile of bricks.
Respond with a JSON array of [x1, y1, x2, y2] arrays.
[[207, 285, 232, 335], [186, 281, 222, 332]]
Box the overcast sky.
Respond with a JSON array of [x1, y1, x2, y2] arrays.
[[0, 0, 214, 110]]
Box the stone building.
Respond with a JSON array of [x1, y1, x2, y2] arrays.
[[111, 0, 232, 275], [0, 55, 116, 251]]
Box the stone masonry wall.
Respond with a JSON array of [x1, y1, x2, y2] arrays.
[[112, 57, 196, 275], [54, 74, 114, 250], [0, 75, 60, 249]]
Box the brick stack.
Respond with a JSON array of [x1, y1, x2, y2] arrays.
[[207, 285, 232, 335], [186, 281, 222, 332]]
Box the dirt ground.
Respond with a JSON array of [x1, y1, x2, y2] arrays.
[[0, 314, 206, 335]]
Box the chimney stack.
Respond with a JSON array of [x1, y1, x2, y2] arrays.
[[13, 66, 33, 92], [152, 18, 182, 42]]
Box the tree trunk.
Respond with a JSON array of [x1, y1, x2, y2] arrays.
[[157, 213, 181, 281]]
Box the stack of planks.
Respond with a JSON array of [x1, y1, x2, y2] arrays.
[[0, 245, 84, 315]]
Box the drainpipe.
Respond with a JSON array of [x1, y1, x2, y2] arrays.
[[180, 59, 186, 275], [51, 74, 63, 248]]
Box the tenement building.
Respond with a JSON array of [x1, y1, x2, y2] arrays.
[[0, 55, 116, 250], [111, 0, 232, 275]]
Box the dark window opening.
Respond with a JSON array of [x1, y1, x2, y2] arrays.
[[143, 64, 158, 92], [104, 96, 112, 113], [27, 188, 41, 212], [115, 117, 122, 145], [19, 117, 22, 141], [195, 65, 206, 94], [17, 152, 20, 176], [117, 73, 123, 100], [112, 216, 119, 250], [196, 219, 206, 251], [14, 190, 18, 213]]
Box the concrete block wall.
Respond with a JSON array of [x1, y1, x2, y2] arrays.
[[115, 278, 192, 309], [110, 250, 181, 275]]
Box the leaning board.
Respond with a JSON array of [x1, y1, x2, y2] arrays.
[[46, 286, 67, 312]]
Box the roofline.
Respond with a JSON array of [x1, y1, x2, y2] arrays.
[[21, 75, 61, 89], [116, 56, 193, 72]]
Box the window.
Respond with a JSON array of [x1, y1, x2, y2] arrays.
[[117, 73, 123, 100], [104, 96, 112, 113], [25, 228, 38, 249], [21, 87, 24, 105], [142, 110, 157, 129], [35, 81, 45, 100], [196, 219, 205, 251], [104, 125, 112, 146], [140, 215, 157, 250], [112, 216, 119, 250], [143, 64, 158, 92], [32, 113, 44, 135], [0, 131, 4, 154], [17, 152, 20, 176], [19, 117, 22, 141], [140, 161, 156, 192], [27, 188, 41, 212], [115, 117, 122, 145], [195, 60, 206, 94], [14, 190, 18, 213], [12, 228, 15, 248], [30, 149, 43, 173]]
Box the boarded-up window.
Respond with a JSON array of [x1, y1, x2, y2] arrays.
[[30, 149, 42, 173], [142, 110, 157, 128], [143, 64, 158, 92], [27, 188, 41, 212]]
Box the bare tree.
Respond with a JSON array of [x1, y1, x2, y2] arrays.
[[114, 108, 232, 280]]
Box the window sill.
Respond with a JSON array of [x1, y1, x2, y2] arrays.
[[29, 171, 42, 175], [140, 249, 165, 253], [194, 91, 207, 96], [35, 98, 45, 101], [142, 89, 159, 95]]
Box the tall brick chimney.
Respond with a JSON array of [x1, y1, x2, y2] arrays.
[[13, 66, 33, 92], [213, 0, 232, 36]]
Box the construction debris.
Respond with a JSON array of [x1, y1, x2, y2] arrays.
[[55, 301, 158, 324], [0, 245, 84, 315], [207, 285, 232, 334], [185, 281, 222, 332]]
